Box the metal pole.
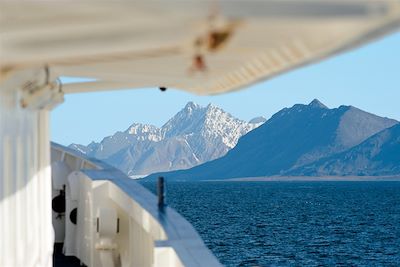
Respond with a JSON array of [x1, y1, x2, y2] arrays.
[[157, 176, 165, 209]]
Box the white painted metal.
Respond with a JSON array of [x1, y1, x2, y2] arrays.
[[51, 161, 70, 191], [96, 207, 118, 267], [0, 71, 55, 267], [51, 143, 221, 267], [51, 161, 70, 243], [1, 1, 400, 95], [63, 171, 79, 257]]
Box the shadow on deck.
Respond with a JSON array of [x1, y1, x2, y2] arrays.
[[53, 243, 83, 267]]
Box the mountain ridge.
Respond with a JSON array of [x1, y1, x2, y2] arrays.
[[69, 102, 263, 176], [289, 123, 400, 176], [144, 99, 398, 181]]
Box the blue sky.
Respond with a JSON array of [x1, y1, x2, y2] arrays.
[[52, 32, 400, 146]]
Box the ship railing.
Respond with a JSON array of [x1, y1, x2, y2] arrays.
[[51, 142, 221, 267]]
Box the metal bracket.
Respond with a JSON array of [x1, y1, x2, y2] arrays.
[[19, 66, 64, 110]]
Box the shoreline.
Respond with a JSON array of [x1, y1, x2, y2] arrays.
[[210, 176, 400, 182]]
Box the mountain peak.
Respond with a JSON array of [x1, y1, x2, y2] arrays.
[[206, 102, 219, 110], [309, 99, 328, 109], [249, 116, 266, 124], [204, 103, 225, 118], [126, 123, 159, 135], [184, 101, 200, 111]]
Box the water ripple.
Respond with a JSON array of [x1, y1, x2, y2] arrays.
[[142, 181, 400, 266]]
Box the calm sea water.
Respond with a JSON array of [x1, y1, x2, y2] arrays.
[[142, 181, 400, 266]]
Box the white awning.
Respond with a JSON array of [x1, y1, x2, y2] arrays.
[[1, 0, 400, 95]]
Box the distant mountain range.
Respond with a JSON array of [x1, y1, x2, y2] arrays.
[[70, 102, 265, 176], [145, 99, 399, 181]]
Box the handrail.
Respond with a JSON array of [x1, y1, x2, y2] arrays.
[[51, 142, 221, 267]]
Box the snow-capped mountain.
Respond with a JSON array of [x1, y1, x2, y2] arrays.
[[69, 102, 263, 176], [70, 123, 162, 160]]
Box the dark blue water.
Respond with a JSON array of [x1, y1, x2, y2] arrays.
[[142, 181, 400, 266]]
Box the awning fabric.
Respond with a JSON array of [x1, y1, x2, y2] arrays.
[[1, 0, 400, 95]]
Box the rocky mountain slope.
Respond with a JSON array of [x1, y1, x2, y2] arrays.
[[289, 123, 400, 176], [70, 102, 264, 176], [145, 99, 397, 181]]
